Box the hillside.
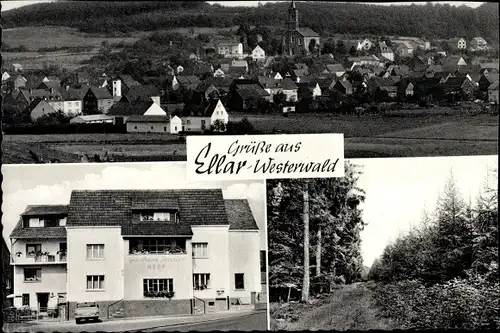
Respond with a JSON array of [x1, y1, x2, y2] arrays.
[[2, 1, 499, 42]]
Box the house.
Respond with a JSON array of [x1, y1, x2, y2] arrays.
[[488, 80, 499, 103], [13, 75, 28, 90], [251, 45, 266, 61], [443, 76, 476, 96], [405, 56, 427, 71], [2, 71, 11, 81], [176, 76, 201, 91], [470, 37, 488, 51], [259, 77, 298, 102], [443, 55, 468, 72], [207, 99, 229, 129], [25, 98, 58, 121], [126, 115, 182, 134], [213, 68, 226, 78], [448, 37, 467, 50], [119, 85, 161, 105], [217, 41, 244, 57], [9, 190, 261, 318], [356, 39, 374, 51], [396, 41, 414, 58], [346, 55, 383, 70], [385, 65, 411, 77], [479, 62, 499, 75], [390, 37, 430, 50], [379, 41, 395, 62], [333, 80, 353, 95], [107, 101, 167, 125], [2, 236, 13, 309], [11, 63, 23, 72], [229, 80, 271, 111], [297, 80, 322, 100], [70, 114, 114, 124], [404, 82, 415, 97], [83, 87, 114, 114], [478, 73, 499, 91], [282, 1, 320, 56], [325, 64, 347, 78]]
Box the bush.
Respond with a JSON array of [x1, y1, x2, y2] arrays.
[[373, 276, 500, 330]]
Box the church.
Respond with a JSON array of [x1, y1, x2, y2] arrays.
[[282, 1, 320, 56]]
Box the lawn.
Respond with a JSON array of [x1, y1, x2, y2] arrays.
[[270, 282, 397, 331]]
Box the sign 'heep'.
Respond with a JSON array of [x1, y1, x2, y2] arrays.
[[187, 134, 344, 181]]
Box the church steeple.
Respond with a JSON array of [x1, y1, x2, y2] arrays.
[[287, 1, 299, 31]]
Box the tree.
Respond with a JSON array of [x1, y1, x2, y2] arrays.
[[211, 119, 227, 132], [336, 40, 346, 55], [273, 91, 287, 106], [322, 38, 336, 54], [308, 39, 318, 55], [302, 184, 310, 303], [349, 45, 357, 56]]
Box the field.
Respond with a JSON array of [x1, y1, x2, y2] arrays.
[[231, 112, 499, 158], [2, 113, 497, 164]]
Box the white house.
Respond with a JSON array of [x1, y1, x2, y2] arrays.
[[251, 45, 266, 61], [28, 99, 58, 121], [209, 99, 229, 127], [312, 82, 322, 98], [2, 71, 11, 81], [356, 39, 374, 51], [126, 115, 182, 134], [70, 114, 114, 124], [10, 190, 261, 319], [217, 42, 244, 57]]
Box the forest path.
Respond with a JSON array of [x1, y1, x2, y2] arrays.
[[272, 282, 396, 331]]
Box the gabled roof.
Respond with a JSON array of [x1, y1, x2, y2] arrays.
[[482, 73, 499, 84], [480, 62, 499, 70], [118, 74, 141, 88], [326, 64, 346, 73], [107, 100, 155, 116], [225, 200, 259, 230], [488, 80, 499, 90], [67, 189, 230, 236], [22, 205, 69, 216], [124, 85, 160, 103], [126, 115, 170, 123], [235, 83, 270, 99], [88, 86, 112, 99], [296, 27, 319, 37]]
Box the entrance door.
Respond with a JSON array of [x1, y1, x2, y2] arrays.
[[215, 298, 227, 312], [37, 293, 49, 312]]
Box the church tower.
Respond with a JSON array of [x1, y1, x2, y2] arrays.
[[287, 1, 299, 31]]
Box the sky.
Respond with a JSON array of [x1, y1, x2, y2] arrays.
[[354, 155, 498, 267], [1, 162, 267, 250], [0, 0, 485, 11]]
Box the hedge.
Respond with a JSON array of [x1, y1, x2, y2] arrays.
[[3, 123, 127, 135]]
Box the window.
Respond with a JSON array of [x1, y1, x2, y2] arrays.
[[130, 238, 186, 254], [143, 278, 173, 294], [154, 212, 171, 221], [26, 244, 41, 257], [59, 217, 67, 226], [164, 127, 167, 132], [208, 301, 215, 306], [298, 38, 302, 46], [86, 244, 105, 259], [291, 36, 295, 44], [22, 294, 30, 306], [235, 273, 244, 290], [28, 218, 44, 227], [192, 243, 208, 258], [86, 275, 105, 290], [134, 126, 138, 130], [24, 268, 41, 282], [193, 273, 211, 290]]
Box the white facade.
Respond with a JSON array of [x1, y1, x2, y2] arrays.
[[112, 79, 122, 98], [143, 103, 167, 116], [48, 100, 82, 117], [66, 227, 125, 303], [312, 83, 322, 98], [357, 39, 373, 51], [2, 71, 11, 81], [251, 45, 266, 61], [210, 100, 229, 125]]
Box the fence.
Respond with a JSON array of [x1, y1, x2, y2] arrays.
[[3, 306, 68, 323]]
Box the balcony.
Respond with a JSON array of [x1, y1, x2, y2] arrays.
[[128, 247, 187, 256], [11, 253, 67, 265]]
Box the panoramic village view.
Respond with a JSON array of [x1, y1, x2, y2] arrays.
[[1, 0, 499, 163]]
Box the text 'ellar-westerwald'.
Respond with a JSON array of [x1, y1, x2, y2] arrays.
[[187, 134, 344, 181]]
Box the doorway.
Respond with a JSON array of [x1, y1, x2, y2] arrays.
[[37, 293, 49, 310]]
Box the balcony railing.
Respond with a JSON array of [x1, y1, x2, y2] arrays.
[[128, 247, 187, 255], [11, 254, 67, 264]]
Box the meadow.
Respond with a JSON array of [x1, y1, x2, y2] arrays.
[[2, 113, 497, 164]]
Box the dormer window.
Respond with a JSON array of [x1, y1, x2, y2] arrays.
[[29, 218, 44, 228], [24, 216, 67, 228], [140, 211, 172, 221]]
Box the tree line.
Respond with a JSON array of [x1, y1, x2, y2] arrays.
[[2, 1, 498, 42], [369, 169, 499, 329], [267, 162, 366, 302]]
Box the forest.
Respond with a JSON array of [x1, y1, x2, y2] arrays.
[[369, 169, 499, 329], [269, 164, 499, 330], [267, 162, 366, 301], [2, 1, 499, 42]]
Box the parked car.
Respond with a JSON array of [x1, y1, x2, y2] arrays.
[[75, 302, 99, 324]]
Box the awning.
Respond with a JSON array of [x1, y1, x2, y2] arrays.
[[7, 293, 22, 298]]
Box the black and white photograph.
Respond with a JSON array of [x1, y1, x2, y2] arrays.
[[1, 0, 498, 164], [268, 155, 499, 330], [1, 162, 268, 332]]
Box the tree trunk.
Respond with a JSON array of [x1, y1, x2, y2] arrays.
[[316, 225, 322, 294], [302, 186, 310, 303]]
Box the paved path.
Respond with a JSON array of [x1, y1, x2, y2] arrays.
[[3, 309, 267, 332]]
